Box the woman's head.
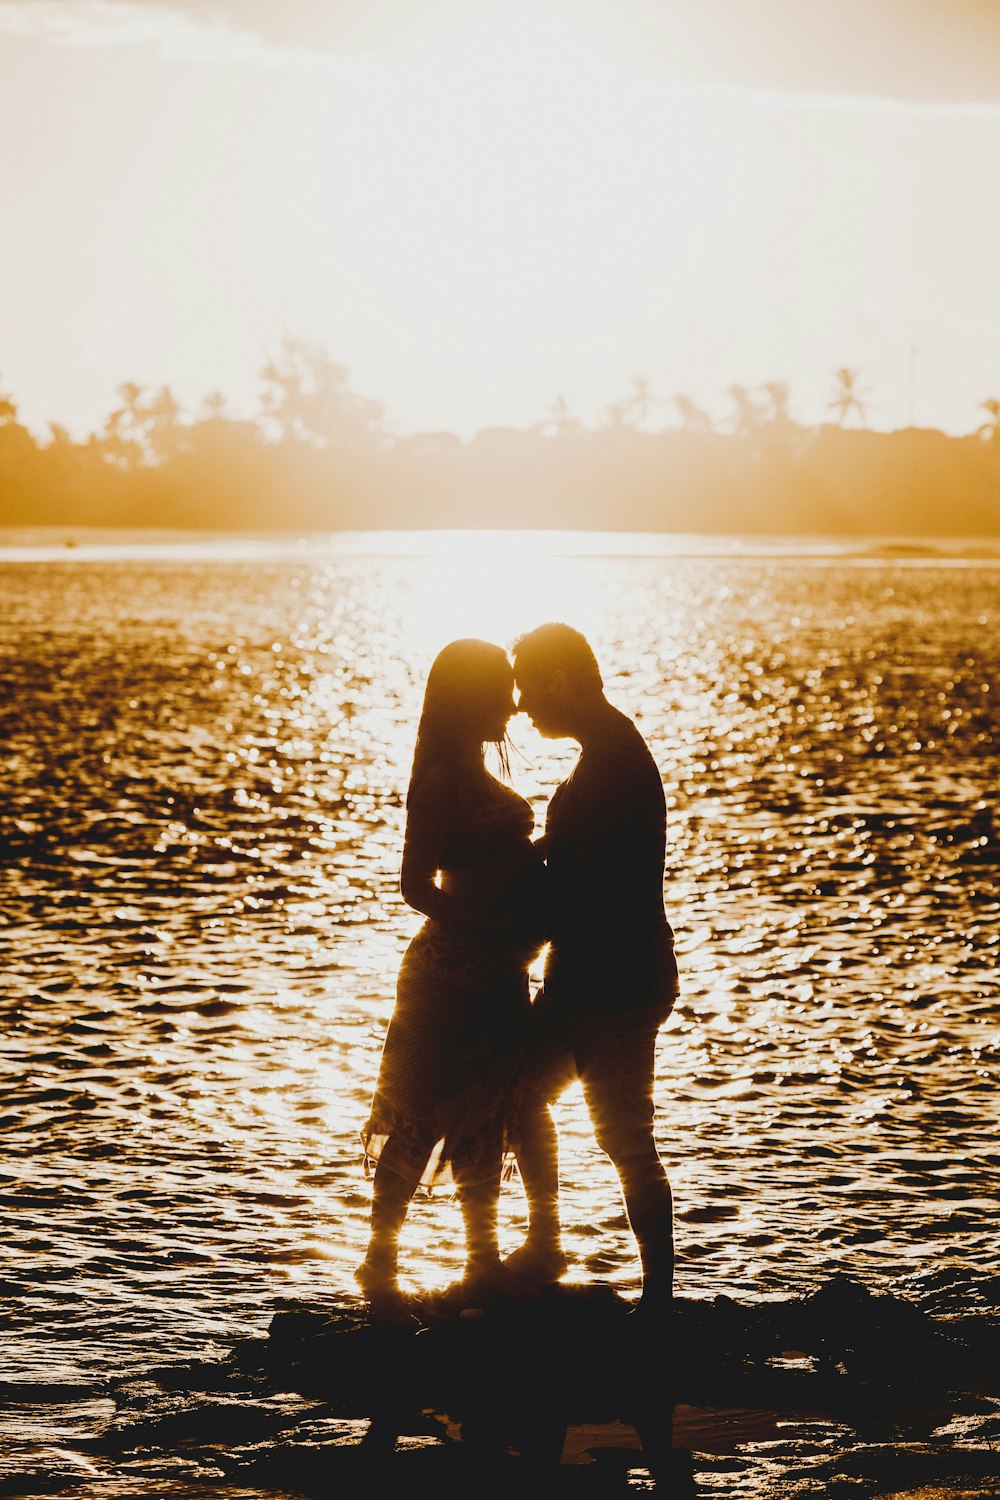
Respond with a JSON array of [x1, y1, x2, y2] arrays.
[[410, 638, 515, 786]]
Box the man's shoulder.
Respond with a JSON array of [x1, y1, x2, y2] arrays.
[[561, 711, 664, 822], [587, 706, 660, 774]]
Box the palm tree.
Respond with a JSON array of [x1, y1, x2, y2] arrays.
[[102, 381, 147, 467], [101, 382, 182, 466], [199, 390, 229, 421], [145, 384, 182, 463], [537, 393, 580, 438], [726, 383, 762, 439], [828, 368, 868, 427], [975, 397, 1000, 442], [259, 334, 386, 448], [600, 399, 628, 431], [758, 380, 802, 458], [760, 381, 791, 426], [621, 375, 656, 430], [672, 393, 713, 433]]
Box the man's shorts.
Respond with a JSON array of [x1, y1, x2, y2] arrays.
[[522, 1000, 671, 1161]]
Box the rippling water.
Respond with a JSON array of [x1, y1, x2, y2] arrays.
[[2, 530, 998, 1491]]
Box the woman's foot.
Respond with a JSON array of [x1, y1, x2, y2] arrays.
[[355, 1256, 419, 1327], [502, 1242, 569, 1286], [355, 1253, 396, 1297], [458, 1255, 508, 1302]]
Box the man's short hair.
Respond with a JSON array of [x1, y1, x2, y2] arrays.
[[511, 622, 604, 692]]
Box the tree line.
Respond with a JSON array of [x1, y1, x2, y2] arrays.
[[2, 337, 999, 535]]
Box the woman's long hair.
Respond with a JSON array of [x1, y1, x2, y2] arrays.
[[407, 638, 513, 804]]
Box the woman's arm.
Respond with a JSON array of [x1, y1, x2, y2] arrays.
[[403, 833, 525, 939], [400, 764, 545, 946], [400, 834, 464, 926], [399, 760, 454, 920], [399, 760, 491, 933]]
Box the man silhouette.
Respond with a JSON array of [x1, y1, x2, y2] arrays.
[[507, 622, 679, 1316]]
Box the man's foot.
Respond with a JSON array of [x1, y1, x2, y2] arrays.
[[627, 1287, 675, 1330], [502, 1243, 569, 1286]]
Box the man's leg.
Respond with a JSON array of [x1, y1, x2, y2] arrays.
[[580, 1007, 674, 1310], [615, 1147, 674, 1307]]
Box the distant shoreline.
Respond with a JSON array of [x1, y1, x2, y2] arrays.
[[2, 525, 1000, 565]]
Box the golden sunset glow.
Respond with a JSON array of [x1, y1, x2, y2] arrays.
[[3, 0, 1000, 460], [4, 7, 998, 1489]]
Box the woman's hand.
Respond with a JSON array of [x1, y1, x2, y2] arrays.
[[486, 897, 550, 954]]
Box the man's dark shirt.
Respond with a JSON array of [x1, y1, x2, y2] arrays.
[[541, 703, 677, 1015]]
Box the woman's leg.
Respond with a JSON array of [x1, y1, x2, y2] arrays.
[[454, 1155, 503, 1284], [505, 1089, 567, 1279], [358, 1131, 433, 1292]]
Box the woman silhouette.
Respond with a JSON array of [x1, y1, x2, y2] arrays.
[[358, 639, 547, 1317]]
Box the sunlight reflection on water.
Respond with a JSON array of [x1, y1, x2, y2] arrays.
[[0, 530, 997, 1390]]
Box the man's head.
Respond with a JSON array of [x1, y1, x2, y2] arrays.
[[511, 622, 604, 739]]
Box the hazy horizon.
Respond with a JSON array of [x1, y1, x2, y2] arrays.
[[4, 0, 1000, 451], [2, 337, 999, 447]]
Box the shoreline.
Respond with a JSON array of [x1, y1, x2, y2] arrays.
[[2, 1278, 997, 1496], [80, 1276, 1000, 1493], [1, 523, 1000, 566]]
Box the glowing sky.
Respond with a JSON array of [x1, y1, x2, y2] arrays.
[[3, 0, 1000, 440]]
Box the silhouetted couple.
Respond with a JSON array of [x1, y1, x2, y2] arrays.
[[358, 624, 679, 1322]]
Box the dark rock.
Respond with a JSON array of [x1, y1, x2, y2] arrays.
[[45, 1275, 998, 1494]]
